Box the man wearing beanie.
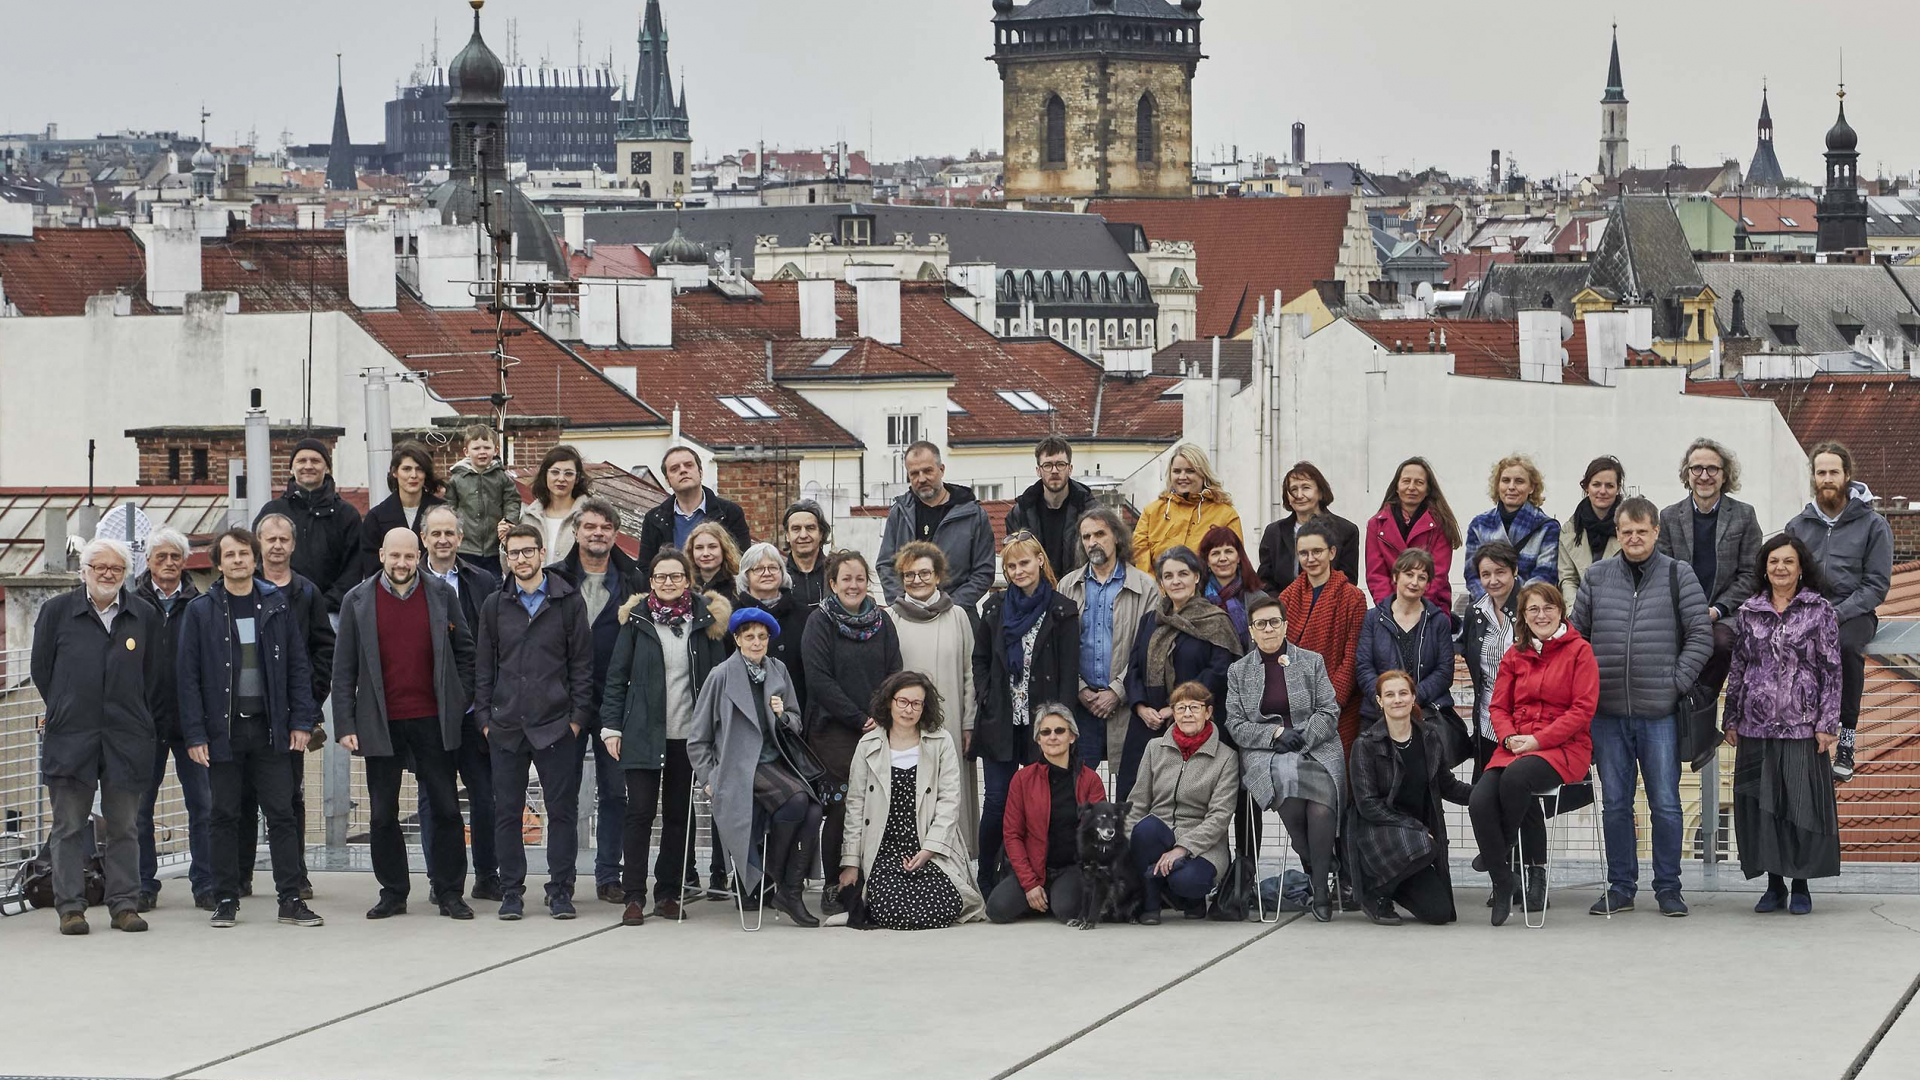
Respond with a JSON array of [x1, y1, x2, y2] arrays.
[[256, 438, 364, 615]]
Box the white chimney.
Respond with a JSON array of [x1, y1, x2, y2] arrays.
[[346, 220, 398, 309], [618, 278, 673, 347], [578, 277, 618, 348], [1518, 307, 1563, 383], [416, 223, 479, 310], [562, 206, 586, 254], [144, 226, 201, 308], [1582, 309, 1630, 387], [1624, 304, 1654, 351], [799, 277, 838, 339], [297, 205, 325, 230], [856, 276, 902, 345], [946, 261, 998, 331], [0, 201, 32, 238], [603, 364, 638, 396]]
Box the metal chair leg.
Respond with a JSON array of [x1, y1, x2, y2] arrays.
[[1250, 791, 1284, 924], [727, 821, 771, 932], [679, 783, 698, 923], [1523, 787, 1561, 929]]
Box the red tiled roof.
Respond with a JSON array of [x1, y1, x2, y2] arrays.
[[1687, 375, 1920, 503], [587, 340, 861, 450], [199, 230, 353, 313], [1711, 197, 1820, 235], [1837, 658, 1920, 862], [0, 227, 154, 316], [1088, 197, 1352, 338], [565, 241, 655, 280], [982, 340, 1182, 446], [351, 293, 665, 429], [1349, 318, 1595, 385], [1883, 563, 1920, 619]]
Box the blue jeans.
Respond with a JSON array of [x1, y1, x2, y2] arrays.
[[138, 737, 213, 897], [976, 758, 1021, 893], [1130, 814, 1216, 915], [1073, 701, 1106, 770], [1592, 712, 1682, 897]]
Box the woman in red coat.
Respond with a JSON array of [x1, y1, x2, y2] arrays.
[[1276, 519, 1369, 751], [1469, 581, 1597, 927], [1364, 456, 1462, 610], [984, 704, 1107, 924]]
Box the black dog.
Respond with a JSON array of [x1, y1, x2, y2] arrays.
[[1072, 802, 1140, 929]]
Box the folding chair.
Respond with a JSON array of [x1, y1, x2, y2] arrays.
[[1518, 767, 1598, 929], [685, 785, 773, 931], [1245, 790, 1288, 924]]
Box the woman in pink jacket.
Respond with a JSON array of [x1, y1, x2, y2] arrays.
[[1364, 456, 1461, 610]]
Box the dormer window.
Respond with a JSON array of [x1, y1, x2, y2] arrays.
[[838, 216, 872, 246]]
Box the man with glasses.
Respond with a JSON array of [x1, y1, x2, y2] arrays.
[[1655, 438, 1762, 765], [1006, 436, 1093, 578], [1058, 507, 1159, 768], [32, 538, 167, 935], [333, 528, 475, 921], [474, 524, 594, 920]]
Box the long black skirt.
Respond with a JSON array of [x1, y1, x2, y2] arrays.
[[1733, 735, 1841, 881]]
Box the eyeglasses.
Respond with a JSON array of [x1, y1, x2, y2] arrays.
[[1038, 460, 1071, 472], [87, 564, 127, 577], [1250, 617, 1284, 631], [901, 569, 937, 583], [1006, 530, 1036, 543], [1171, 703, 1209, 716], [1523, 605, 1559, 617], [652, 572, 688, 583], [750, 563, 783, 574], [504, 548, 542, 561], [1687, 464, 1723, 476], [891, 697, 926, 711], [1037, 726, 1072, 737]]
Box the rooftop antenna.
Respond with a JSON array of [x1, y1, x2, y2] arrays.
[[431, 17, 439, 70]]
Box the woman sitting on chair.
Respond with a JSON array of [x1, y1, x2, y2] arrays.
[[1223, 594, 1345, 922], [1125, 681, 1239, 925], [987, 704, 1106, 924], [838, 672, 985, 929], [687, 608, 822, 928], [1346, 670, 1475, 926], [1469, 581, 1598, 927]]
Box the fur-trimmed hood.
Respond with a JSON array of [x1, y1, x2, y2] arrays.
[[616, 588, 730, 641]]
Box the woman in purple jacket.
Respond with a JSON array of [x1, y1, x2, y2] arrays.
[[1724, 533, 1843, 915]]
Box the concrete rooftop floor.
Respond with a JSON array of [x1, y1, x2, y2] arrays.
[[2, 873, 1917, 1080]]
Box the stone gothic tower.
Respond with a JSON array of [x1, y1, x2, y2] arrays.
[[992, 0, 1204, 205], [1597, 25, 1629, 180], [615, 0, 694, 198]]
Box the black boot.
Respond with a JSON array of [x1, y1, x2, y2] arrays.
[[1490, 866, 1515, 927], [1310, 865, 1334, 923], [768, 820, 819, 928], [1524, 866, 1550, 912]]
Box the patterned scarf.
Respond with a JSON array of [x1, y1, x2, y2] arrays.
[[1002, 579, 1055, 680], [743, 656, 768, 685], [823, 593, 884, 641], [647, 591, 692, 630], [1144, 595, 1244, 694]]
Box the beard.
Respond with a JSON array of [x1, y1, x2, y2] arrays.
[[1085, 545, 1111, 567]]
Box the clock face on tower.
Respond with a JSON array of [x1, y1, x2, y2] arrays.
[[630, 150, 652, 175]]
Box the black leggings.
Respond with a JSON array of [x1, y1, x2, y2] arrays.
[[1469, 756, 1560, 870], [1275, 798, 1334, 886], [764, 793, 822, 889], [1389, 864, 1455, 925]]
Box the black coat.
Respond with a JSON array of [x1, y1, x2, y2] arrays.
[[599, 592, 729, 771], [1344, 718, 1473, 903], [971, 588, 1081, 763], [359, 492, 445, 582], [800, 610, 901, 778], [1256, 512, 1361, 595], [546, 545, 646, 714], [257, 476, 363, 612], [1124, 608, 1236, 713], [436, 557, 501, 634], [176, 579, 319, 763], [134, 571, 200, 743], [30, 586, 166, 785], [787, 556, 827, 611], [638, 486, 752, 568], [1003, 478, 1093, 577], [735, 589, 810, 710], [279, 571, 336, 710], [474, 573, 595, 751]]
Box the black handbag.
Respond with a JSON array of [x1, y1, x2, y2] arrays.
[[1207, 854, 1255, 922], [773, 721, 834, 800], [1426, 703, 1474, 771], [1667, 561, 1722, 772]]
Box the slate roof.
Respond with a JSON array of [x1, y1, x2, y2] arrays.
[[0, 227, 154, 316], [1089, 196, 1351, 338], [1866, 197, 1920, 240], [1588, 195, 1707, 304], [1697, 263, 1920, 355], [996, 0, 1199, 21], [1152, 337, 1252, 382], [1465, 262, 1592, 319], [567, 203, 1142, 274]]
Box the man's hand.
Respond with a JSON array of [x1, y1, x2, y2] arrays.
[[289, 730, 311, 753], [1089, 689, 1120, 719], [340, 733, 359, 753], [188, 744, 211, 767]]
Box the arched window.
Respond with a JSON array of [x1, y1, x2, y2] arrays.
[[1136, 94, 1157, 163], [1044, 95, 1067, 165], [640, 181, 651, 198]]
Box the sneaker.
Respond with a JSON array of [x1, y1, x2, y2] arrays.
[[706, 872, 731, 901], [471, 879, 504, 903], [194, 893, 218, 912], [1366, 899, 1403, 926], [498, 894, 524, 921], [137, 891, 157, 913], [819, 887, 846, 919], [1832, 739, 1856, 783], [438, 897, 476, 920], [1789, 890, 1813, 916], [1589, 889, 1634, 916], [111, 910, 150, 933], [548, 894, 577, 920], [278, 899, 325, 927], [210, 899, 240, 928], [595, 883, 623, 905], [1655, 890, 1689, 917], [58, 912, 89, 936]]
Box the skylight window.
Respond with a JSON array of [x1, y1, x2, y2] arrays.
[[1779, 216, 1799, 227], [945, 398, 968, 414], [995, 390, 1053, 413], [811, 346, 852, 368], [718, 395, 779, 419]]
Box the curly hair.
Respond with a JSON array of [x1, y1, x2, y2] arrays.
[[1678, 437, 1741, 494], [1486, 453, 1546, 507], [869, 670, 945, 735]]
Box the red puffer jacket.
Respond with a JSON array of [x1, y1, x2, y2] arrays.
[[1002, 761, 1107, 893], [1487, 624, 1598, 784]]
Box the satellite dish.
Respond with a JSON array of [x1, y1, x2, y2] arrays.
[[1560, 314, 1576, 342], [1415, 281, 1435, 302]]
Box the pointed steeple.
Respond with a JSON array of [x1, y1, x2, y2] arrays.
[[1602, 23, 1626, 103], [1746, 81, 1784, 188], [326, 54, 357, 192], [618, 0, 690, 141]]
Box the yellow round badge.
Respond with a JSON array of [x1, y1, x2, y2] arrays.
[[125, 638, 137, 651]]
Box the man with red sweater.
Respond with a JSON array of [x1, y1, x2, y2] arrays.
[[334, 528, 477, 921]]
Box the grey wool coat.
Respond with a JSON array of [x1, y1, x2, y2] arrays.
[[841, 727, 986, 923], [1223, 643, 1345, 813], [332, 574, 475, 759], [1123, 723, 1240, 878], [686, 652, 810, 895]]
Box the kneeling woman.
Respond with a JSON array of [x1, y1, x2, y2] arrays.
[[986, 704, 1107, 924], [1125, 682, 1239, 924], [1224, 594, 1346, 921], [838, 672, 985, 929], [1346, 671, 1475, 925], [687, 608, 823, 927]]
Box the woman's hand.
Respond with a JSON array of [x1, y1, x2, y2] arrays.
[[1814, 731, 1837, 755], [1025, 886, 1049, 912], [1724, 728, 1739, 748], [602, 735, 622, 760], [1505, 734, 1539, 754], [903, 849, 933, 872], [1153, 845, 1188, 878], [837, 867, 859, 888], [769, 695, 785, 716]]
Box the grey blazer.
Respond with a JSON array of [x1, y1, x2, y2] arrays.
[[1223, 642, 1346, 813], [331, 574, 475, 759], [1655, 495, 1762, 618]]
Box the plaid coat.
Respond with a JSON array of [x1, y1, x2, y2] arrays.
[[1343, 718, 1474, 899], [1464, 502, 1560, 602]]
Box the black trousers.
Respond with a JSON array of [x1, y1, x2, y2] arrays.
[[1389, 864, 1456, 925], [491, 729, 581, 901], [1469, 756, 1563, 870], [365, 718, 467, 903], [985, 865, 1084, 924], [1472, 737, 1545, 865], [419, 712, 497, 886], [619, 740, 693, 903], [209, 716, 303, 904], [237, 746, 308, 889], [1838, 615, 1875, 733]]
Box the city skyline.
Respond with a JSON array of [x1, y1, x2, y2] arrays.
[[3, 0, 1914, 184]]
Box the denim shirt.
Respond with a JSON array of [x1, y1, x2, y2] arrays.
[[514, 575, 550, 618], [1078, 563, 1125, 689]]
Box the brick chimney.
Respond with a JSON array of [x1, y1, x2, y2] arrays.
[[125, 425, 345, 489], [713, 451, 801, 541]]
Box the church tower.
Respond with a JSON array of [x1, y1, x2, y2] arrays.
[[325, 55, 357, 193], [446, 0, 508, 181], [615, 0, 693, 199], [1745, 83, 1785, 189], [1815, 83, 1867, 254], [1597, 25, 1629, 180], [992, 0, 1204, 206]]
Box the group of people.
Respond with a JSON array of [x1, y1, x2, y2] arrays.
[[29, 426, 1891, 935]]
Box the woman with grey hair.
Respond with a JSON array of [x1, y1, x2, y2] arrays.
[[984, 702, 1108, 924], [885, 540, 979, 853], [733, 541, 808, 709]]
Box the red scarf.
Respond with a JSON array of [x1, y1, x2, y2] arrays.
[[1171, 720, 1213, 761]]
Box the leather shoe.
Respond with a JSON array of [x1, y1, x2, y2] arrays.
[[438, 897, 476, 920], [622, 901, 647, 926], [111, 910, 150, 933], [653, 898, 682, 920], [1366, 900, 1403, 926], [596, 883, 624, 905], [58, 912, 89, 936], [136, 892, 157, 913], [471, 880, 504, 902], [366, 897, 408, 919]]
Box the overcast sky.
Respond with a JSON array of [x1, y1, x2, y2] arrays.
[[6, 0, 1914, 184]]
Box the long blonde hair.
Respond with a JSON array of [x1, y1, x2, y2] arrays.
[[685, 521, 741, 591], [1163, 442, 1231, 504]]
